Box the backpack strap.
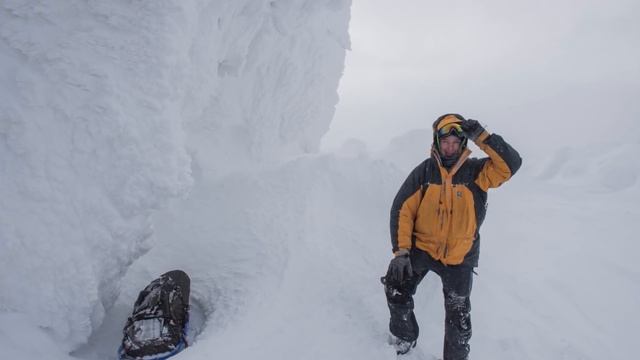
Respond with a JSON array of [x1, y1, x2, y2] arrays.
[[418, 159, 434, 205]]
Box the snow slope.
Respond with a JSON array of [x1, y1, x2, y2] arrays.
[[80, 139, 639, 360]]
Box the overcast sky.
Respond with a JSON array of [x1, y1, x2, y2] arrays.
[[322, 0, 640, 156]]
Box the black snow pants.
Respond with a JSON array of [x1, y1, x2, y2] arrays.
[[383, 248, 473, 360]]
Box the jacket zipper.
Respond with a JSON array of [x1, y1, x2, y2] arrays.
[[432, 147, 471, 263]]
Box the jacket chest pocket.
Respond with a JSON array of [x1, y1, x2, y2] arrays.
[[414, 184, 445, 239], [450, 185, 477, 240]]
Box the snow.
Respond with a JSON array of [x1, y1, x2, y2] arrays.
[[0, 0, 194, 349], [0, 0, 349, 356], [1, 1, 638, 360]]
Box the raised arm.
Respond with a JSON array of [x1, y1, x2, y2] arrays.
[[460, 119, 522, 192]]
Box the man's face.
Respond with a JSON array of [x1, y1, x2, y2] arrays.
[[439, 135, 462, 158]]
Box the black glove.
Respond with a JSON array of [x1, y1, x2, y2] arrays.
[[386, 249, 413, 282], [460, 119, 485, 141]]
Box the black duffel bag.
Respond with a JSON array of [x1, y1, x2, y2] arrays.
[[119, 270, 190, 360]]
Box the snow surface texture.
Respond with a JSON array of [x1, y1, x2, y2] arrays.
[[2, 1, 638, 360], [78, 140, 640, 360], [0, 0, 350, 355]]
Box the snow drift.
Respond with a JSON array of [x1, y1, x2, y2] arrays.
[[118, 134, 639, 360], [0, 0, 351, 353]]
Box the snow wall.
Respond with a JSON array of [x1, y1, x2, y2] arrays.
[[0, 0, 351, 354]]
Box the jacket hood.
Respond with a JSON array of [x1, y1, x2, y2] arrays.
[[432, 113, 465, 134]]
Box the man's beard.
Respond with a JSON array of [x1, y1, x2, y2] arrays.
[[440, 152, 460, 168]]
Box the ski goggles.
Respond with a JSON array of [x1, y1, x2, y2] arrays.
[[437, 122, 464, 138]]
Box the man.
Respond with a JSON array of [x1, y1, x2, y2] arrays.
[[383, 114, 522, 359]]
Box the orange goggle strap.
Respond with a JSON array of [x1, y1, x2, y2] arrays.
[[433, 114, 464, 131], [437, 122, 464, 137]]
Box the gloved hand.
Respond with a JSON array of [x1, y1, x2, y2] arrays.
[[460, 119, 486, 141], [387, 249, 413, 282]]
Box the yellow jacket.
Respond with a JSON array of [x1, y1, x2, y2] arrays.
[[390, 127, 521, 266]]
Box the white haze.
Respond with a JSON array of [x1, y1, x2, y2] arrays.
[[323, 0, 640, 155]]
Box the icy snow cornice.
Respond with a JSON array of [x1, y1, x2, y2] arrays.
[[0, 0, 350, 350], [184, 0, 351, 175]]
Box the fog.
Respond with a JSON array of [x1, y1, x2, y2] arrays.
[[323, 0, 640, 156]]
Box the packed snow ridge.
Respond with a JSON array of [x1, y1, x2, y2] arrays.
[[0, 0, 350, 356]]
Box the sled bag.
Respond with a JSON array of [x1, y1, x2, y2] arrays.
[[119, 270, 190, 360]]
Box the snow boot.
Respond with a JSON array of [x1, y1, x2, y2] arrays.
[[389, 334, 417, 355]]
